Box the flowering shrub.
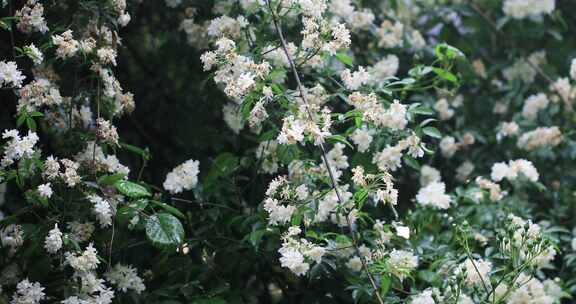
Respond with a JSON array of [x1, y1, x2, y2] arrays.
[[1, 0, 576, 303]]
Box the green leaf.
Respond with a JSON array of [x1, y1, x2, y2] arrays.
[[409, 105, 435, 116], [277, 144, 300, 165], [249, 229, 266, 248], [326, 134, 354, 149], [403, 155, 420, 170], [26, 117, 37, 131], [149, 200, 186, 219], [115, 180, 152, 198], [422, 127, 442, 139], [335, 52, 353, 67], [419, 118, 437, 127], [145, 213, 185, 246], [29, 111, 44, 117], [353, 188, 369, 209], [117, 199, 148, 224], [121, 143, 151, 160], [380, 274, 391, 298], [435, 43, 466, 61], [98, 173, 126, 185], [16, 114, 27, 127], [432, 67, 459, 84], [408, 65, 433, 77]]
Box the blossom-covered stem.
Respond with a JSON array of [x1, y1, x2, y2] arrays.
[[265, 2, 384, 303], [485, 245, 547, 303], [526, 59, 573, 111], [460, 230, 490, 294]]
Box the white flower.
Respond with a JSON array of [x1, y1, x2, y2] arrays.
[[503, 0, 555, 20], [97, 47, 118, 66], [52, 30, 79, 59], [396, 225, 410, 239], [118, 13, 131, 27], [1, 130, 39, 168], [409, 30, 426, 49], [387, 249, 418, 281], [1, 224, 24, 250], [326, 143, 349, 170], [15, 0, 49, 34], [499, 121, 519, 138], [24, 44, 43, 65], [439, 136, 458, 158], [17, 79, 63, 111], [163, 159, 200, 194], [0, 61, 26, 88], [420, 165, 441, 186], [370, 55, 399, 82], [377, 20, 404, 48], [517, 126, 563, 151], [373, 145, 403, 172], [44, 224, 62, 254], [96, 118, 120, 146], [67, 221, 95, 243], [522, 93, 549, 121], [165, 0, 182, 8], [330, 0, 354, 19], [263, 198, 295, 225], [304, 246, 325, 263], [60, 159, 81, 187], [65, 243, 100, 272], [386, 100, 408, 130], [222, 103, 245, 134], [88, 195, 113, 228], [456, 161, 474, 182], [11, 279, 45, 304], [434, 98, 454, 120], [416, 182, 451, 209], [279, 247, 309, 276], [346, 256, 363, 272], [459, 258, 492, 286], [491, 159, 539, 182], [350, 127, 375, 153], [37, 183, 53, 198], [278, 116, 305, 145], [340, 66, 370, 90], [297, 0, 327, 18], [410, 289, 435, 304], [105, 264, 146, 294], [295, 184, 309, 201], [571, 58, 576, 81], [491, 162, 511, 182]]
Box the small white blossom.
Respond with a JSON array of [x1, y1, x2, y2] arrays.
[[416, 182, 451, 209], [11, 279, 45, 304], [44, 224, 63, 254], [88, 195, 113, 228], [163, 159, 200, 194], [37, 183, 53, 198], [0, 61, 26, 88], [105, 264, 146, 294], [571, 58, 576, 81]]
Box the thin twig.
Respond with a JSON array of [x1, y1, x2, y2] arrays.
[[265, 2, 385, 303], [467, 1, 499, 33]]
